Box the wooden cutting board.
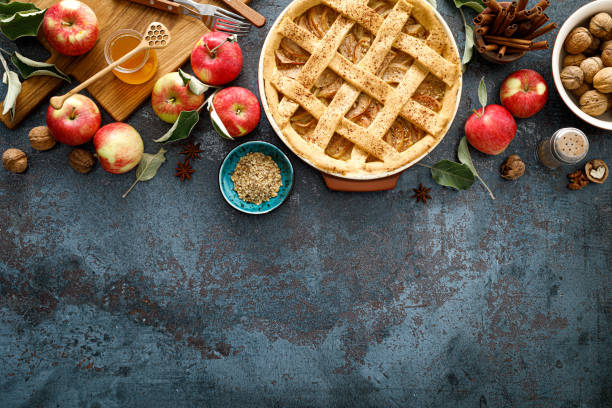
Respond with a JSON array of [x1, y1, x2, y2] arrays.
[[0, 0, 249, 129]]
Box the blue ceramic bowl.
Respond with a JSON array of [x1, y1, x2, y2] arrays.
[[219, 141, 294, 214]]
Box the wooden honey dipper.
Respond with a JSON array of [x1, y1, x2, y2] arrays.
[[50, 22, 171, 110]]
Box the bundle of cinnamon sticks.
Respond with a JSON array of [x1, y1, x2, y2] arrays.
[[474, 0, 557, 59]]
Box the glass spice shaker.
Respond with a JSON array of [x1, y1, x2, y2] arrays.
[[537, 127, 589, 169]]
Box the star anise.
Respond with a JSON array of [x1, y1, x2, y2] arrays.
[[175, 161, 195, 182], [412, 183, 431, 203], [180, 141, 203, 162]]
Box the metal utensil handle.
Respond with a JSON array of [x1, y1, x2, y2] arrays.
[[126, 0, 181, 14]]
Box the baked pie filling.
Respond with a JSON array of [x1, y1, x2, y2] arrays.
[[262, 0, 461, 178]]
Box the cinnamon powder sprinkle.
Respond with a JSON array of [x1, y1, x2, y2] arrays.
[[231, 152, 282, 205]]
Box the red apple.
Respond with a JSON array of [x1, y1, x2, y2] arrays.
[[93, 123, 144, 174], [212, 87, 260, 138], [465, 104, 517, 155], [42, 0, 99, 56], [500, 69, 548, 118], [46, 94, 101, 146], [191, 32, 243, 86], [151, 72, 205, 123]]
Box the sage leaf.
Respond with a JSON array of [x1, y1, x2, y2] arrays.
[[430, 160, 474, 190], [458, 136, 495, 200], [153, 109, 200, 144], [123, 148, 167, 198], [178, 68, 210, 96], [11, 51, 70, 82], [206, 90, 234, 140], [453, 0, 485, 12], [459, 9, 474, 72], [425, 0, 436, 9], [0, 7, 45, 40], [477, 76, 487, 113], [0, 52, 20, 120]]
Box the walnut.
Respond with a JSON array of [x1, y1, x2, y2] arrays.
[[68, 148, 95, 174], [565, 27, 593, 54], [580, 56, 603, 83], [563, 53, 587, 67], [2, 148, 27, 173], [579, 90, 608, 116], [584, 159, 608, 184], [593, 67, 612, 93], [571, 83, 591, 98], [500, 154, 525, 180], [560, 66, 584, 90], [589, 12, 612, 40], [567, 169, 589, 190], [585, 36, 601, 56], [601, 41, 612, 66], [28, 126, 56, 151]]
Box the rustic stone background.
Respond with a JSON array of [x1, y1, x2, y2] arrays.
[[1, 0, 610, 406]]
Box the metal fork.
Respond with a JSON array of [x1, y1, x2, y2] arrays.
[[173, 0, 251, 36]]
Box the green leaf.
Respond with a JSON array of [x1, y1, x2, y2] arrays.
[[0, 52, 20, 121], [478, 76, 487, 113], [0, 7, 46, 40], [206, 90, 234, 140], [178, 68, 210, 96], [459, 9, 474, 72], [153, 109, 200, 144], [123, 148, 167, 198], [11, 51, 70, 82], [453, 0, 485, 12], [458, 136, 495, 200], [425, 0, 436, 9], [430, 160, 475, 190], [0, 1, 39, 17]]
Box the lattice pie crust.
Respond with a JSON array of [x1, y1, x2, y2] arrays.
[[262, 0, 461, 179]]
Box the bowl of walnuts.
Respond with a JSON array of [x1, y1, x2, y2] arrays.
[[553, 0, 612, 130]]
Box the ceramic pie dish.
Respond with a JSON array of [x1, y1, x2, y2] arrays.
[[258, 0, 462, 190]]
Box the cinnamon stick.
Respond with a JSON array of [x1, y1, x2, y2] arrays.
[[530, 40, 549, 50], [514, 8, 536, 23], [497, 2, 517, 35], [484, 0, 502, 12], [484, 44, 499, 51], [504, 24, 518, 37], [491, 8, 507, 35], [474, 13, 495, 25], [475, 35, 487, 50], [498, 45, 508, 58], [528, 14, 550, 34], [516, 21, 533, 36], [524, 22, 557, 40], [535, 0, 550, 11], [475, 25, 490, 36], [517, 0, 528, 12], [484, 35, 532, 45]]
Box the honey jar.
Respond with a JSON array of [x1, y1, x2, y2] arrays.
[[104, 29, 158, 85]]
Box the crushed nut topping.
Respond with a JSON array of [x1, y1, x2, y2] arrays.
[[231, 152, 282, 205]]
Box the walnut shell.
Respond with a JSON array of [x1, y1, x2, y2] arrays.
[[571, 83, 592, 98], [2, 148, 27, 173], [563, 53, 587, 67], [500, 154, 525, 180], [565, 27, 593, 54], [593, 67, 612, 93], [68, 148, 95, 174], [579, 90, 608, 116], [580, 56, 603, 83], [585, 36, 601, 56], [601, 41, 612, 66], [585, 159, 608, 184], [28, 126, 56, 151], [589, 12, 612, 40], [561, 66, 584, 90]]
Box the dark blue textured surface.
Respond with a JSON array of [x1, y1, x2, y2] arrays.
[[1, 0, 611, 407]]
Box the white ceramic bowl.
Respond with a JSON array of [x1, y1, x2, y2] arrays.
[[552, 0, 612, 130], [257, 0, 462, 180]]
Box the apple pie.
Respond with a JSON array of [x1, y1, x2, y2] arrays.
[[261, 0, 461, 179]]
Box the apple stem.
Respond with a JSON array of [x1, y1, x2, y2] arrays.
[[122, 180, 139, 198], [473, 107, 484, 118], [206, 34, 238, 58], [70, 107, 76, 120], [475, 174, 496, 200]]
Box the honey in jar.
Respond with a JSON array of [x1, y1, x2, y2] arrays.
[[104, 29, 158, 85]]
